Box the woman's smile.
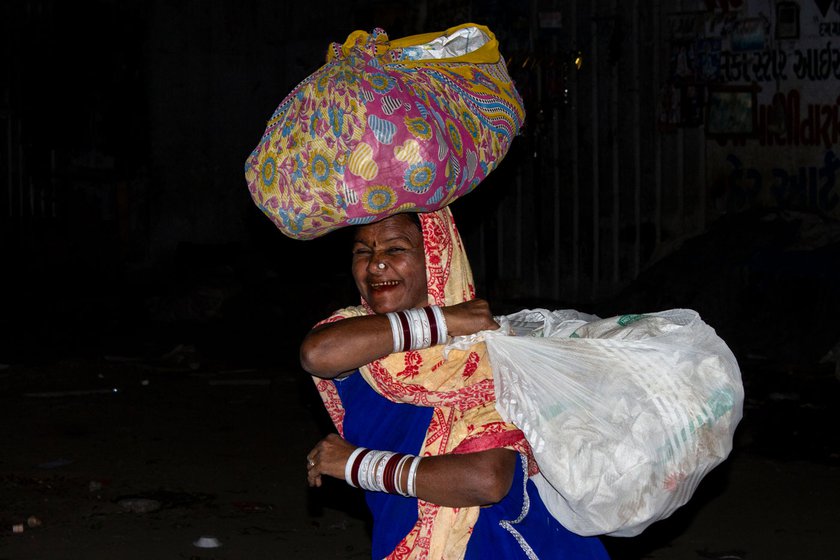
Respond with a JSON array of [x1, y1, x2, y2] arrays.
[[365, 278, 405, 305], [370, 280, 401, 290]]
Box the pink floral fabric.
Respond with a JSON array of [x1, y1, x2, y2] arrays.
[[244, 24, 524, 240]]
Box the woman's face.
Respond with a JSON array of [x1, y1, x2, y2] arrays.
[[352, 214, 428, 314]]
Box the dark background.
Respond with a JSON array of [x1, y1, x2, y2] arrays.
[[2, 0, 839, 483], [4, 0, 839, 377], [1, 0, 534, 367], [2, 1, 840, 557]]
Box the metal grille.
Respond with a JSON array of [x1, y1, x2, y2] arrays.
[[461, 0, 708, 305]]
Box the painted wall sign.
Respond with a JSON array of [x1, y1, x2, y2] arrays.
[[700, 0, 840, 219], [707, 85, 758, 137], [710, 148, 840, 215], [715, 44, 840, 83], [776, 2, 800, 39]]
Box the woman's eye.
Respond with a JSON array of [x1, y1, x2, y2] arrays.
[[353, 248, 372, 256], [386, 247, 406, 254]]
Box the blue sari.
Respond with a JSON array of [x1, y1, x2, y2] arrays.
[[334, 371, 609, 559]]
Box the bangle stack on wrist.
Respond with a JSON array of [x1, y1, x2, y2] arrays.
[[345, 446, 422, 497], [386, 305, 448, 353]]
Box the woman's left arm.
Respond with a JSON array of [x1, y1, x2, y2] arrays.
[[414, 447, 517, 506], [307, 434, 517, 507]]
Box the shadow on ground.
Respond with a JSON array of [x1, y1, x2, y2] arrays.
[[2, 209, 840, 558]]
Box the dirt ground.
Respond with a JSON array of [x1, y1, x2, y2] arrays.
[[4, 207, 840, 558], [2, 351, 839, 560]]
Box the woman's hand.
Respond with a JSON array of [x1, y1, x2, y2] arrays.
[[442, 299, 499, 337], [306, 433, 356, 487], [306, 436, 518, 507]]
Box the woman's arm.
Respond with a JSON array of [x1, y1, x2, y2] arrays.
[[307, 433, 517, 507], [300, 314, 394, 378], [414, 447, 517, 506], [300, 299, 500, 378]]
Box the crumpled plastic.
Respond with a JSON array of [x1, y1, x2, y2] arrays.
[[468, 308, 744, 537]]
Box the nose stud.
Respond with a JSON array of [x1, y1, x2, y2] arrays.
[[377, 262, 386, 270]]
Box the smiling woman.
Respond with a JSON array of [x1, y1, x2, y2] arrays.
[[247, 18, 607, 559], [299, 208, 610, 559]]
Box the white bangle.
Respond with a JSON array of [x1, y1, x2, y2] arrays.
[[394, 454, 412, 496], [407, 456, 422, 498], [345, 447, 367, 488], [405, 308, 418, 350], [368, 450, 389, 492], [386, 306, 446, 354], [386, 312, 403, 353], [358, 450, 378, 491], [419, 308, 432, 348], [373, 451, 388, 492], [348, 449, 419, 496], [405, 308, 431, 350], [430, 305, 448, 344], [363, 450, 380, 492]]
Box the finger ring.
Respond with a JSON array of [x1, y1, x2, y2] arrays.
[[307, 457, 315, 467]]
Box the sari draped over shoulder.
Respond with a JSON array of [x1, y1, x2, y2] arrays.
[[313, 207, 535, 559]]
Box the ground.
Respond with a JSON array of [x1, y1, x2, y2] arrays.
[[2, 352, 838, 560], [3, 210, 840, 559]]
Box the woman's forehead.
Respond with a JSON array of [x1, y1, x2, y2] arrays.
[[354, 214, 423, 244]]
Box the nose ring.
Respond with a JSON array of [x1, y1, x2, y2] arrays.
[[377, 262, 386, 270]]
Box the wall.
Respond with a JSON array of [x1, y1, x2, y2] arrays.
[[5, 1, 833, 307], [686, 1, 840, 219], [458, 0, 837, 305]]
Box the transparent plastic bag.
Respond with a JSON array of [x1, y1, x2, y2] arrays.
[[483, 308, 743, 537]]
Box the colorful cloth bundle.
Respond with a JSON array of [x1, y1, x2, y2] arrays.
[[244, 24, 525, 239]]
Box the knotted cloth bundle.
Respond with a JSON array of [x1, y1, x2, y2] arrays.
[[244, 23, 525, 239]]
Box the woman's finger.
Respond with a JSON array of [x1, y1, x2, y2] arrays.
[[307, 460, 322, 486]]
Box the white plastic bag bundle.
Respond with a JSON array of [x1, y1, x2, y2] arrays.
[[483, 308, 743, 537]]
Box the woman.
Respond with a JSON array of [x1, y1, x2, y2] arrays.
[[301, 208, 609, 559]]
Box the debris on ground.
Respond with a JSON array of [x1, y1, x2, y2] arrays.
[[193, 535, 222, 548]]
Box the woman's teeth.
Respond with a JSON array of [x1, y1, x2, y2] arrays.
[[371, 280, 399, 288]]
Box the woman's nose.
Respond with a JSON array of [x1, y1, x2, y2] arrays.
[[367, 253, 386, 273]]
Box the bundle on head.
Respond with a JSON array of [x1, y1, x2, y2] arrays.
[[244, 23, 525, 240]]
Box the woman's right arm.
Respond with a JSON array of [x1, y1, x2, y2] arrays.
[[300, 314, 394, 378], [299, 299, 499, 378]]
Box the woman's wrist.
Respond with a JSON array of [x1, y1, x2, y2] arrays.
[[344, 446, 422, 497], [385, 305, 449, 353]]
